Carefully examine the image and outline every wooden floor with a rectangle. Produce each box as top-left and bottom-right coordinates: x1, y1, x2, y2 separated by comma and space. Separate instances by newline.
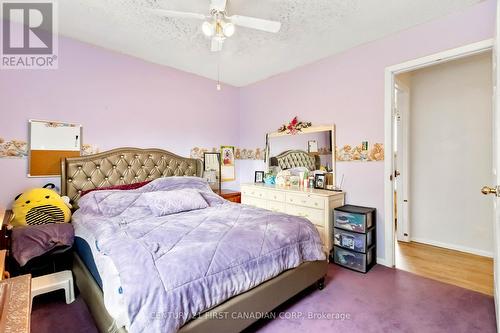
395, 241, 494, 296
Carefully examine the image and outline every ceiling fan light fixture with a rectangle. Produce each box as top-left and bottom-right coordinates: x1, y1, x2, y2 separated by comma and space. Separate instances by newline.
222, 22, 235, 37
202, 21, 215, 37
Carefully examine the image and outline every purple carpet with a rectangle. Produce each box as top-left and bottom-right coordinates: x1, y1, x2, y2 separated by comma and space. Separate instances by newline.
247, 264, 496, 333
31, 291, 98, 333
30, 264, 496, 333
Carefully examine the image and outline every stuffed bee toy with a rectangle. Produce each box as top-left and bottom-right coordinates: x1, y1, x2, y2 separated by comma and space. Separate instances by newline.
11, 184, 72, 227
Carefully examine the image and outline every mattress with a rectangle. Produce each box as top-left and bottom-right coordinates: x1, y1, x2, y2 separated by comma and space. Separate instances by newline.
73, 222, 130, 329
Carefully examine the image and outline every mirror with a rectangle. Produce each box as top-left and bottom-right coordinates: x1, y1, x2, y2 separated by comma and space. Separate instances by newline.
29, 119, 82, 177
266, 125, 336, 188
203, 152, 221, 191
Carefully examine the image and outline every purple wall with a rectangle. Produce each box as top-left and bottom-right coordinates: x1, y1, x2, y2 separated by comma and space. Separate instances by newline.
0, 35, 240, 206
0, 1, 496, 261
237, 0, 496, 261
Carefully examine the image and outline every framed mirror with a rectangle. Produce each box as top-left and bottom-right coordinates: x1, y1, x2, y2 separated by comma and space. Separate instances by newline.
28, 119, 82, 177
266, 125, 336, 188
203, 152, 221, 191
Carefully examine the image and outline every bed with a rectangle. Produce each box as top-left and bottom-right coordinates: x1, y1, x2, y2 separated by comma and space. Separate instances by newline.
62, 147, 328, 333
270, 149, 320, 171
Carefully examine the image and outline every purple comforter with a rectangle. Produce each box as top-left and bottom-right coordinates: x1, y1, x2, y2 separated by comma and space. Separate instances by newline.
72, 177, 325, 333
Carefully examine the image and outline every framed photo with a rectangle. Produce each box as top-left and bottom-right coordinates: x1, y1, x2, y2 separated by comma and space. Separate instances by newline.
220, 146, 235, 181
254, 171, 265, 183
314, 173, 326, 189
308, 140, 318, 153
203, 152, 221, 190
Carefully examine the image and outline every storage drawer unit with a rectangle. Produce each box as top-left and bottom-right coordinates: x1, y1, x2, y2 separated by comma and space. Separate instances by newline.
334, 227, 374, 253
334, 205, 375, 233
333, 245, 375, 273
333, 205, 376, 273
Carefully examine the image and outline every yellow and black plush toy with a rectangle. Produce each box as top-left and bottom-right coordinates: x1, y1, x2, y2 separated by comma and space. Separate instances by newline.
11, 184, 72, 227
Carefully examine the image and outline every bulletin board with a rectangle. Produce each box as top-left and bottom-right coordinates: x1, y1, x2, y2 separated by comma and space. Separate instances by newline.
28, 119, 82, 177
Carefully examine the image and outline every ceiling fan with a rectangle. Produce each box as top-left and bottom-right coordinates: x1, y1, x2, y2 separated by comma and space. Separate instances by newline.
153, 0, 282, 52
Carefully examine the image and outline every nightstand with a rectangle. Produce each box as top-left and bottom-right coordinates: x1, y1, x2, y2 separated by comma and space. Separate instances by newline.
214, 189, 241, 203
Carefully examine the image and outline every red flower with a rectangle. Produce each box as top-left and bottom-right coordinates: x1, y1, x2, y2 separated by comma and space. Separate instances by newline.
290, 117, 298, 126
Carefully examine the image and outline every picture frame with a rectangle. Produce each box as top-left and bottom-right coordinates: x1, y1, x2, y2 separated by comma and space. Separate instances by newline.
308, 140, 318, 153
254, 171, 265, 183
203, 152, 221, 191
314, 173, 326, 189
220, 146, 235, 181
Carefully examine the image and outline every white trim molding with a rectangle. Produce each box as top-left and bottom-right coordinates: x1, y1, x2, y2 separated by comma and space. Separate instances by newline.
376, 257, 389, 267
410, 238, 494, 258
383, 39, 494, 268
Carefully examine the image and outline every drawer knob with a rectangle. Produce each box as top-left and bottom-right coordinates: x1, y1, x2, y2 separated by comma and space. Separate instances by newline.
314, 203, 318, 206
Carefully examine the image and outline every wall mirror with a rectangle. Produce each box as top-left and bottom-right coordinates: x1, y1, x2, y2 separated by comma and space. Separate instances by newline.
29, 119, 82, 177
203, 152, 221, 191
267, 125, 336, 188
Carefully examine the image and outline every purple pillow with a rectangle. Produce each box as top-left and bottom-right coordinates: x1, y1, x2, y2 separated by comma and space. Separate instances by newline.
12, 223, 74, 266
143, 189, 209, 217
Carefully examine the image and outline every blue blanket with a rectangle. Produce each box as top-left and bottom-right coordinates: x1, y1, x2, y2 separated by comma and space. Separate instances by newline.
72, 177, 325, 333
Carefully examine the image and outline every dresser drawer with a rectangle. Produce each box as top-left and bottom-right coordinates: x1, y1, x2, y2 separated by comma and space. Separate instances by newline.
266, 190, 286, 202
286, 193, 324, 209
241, 196, 267, 209
268, 201, 286, 213
285, 204, 324, 226
241, 186, 267, 199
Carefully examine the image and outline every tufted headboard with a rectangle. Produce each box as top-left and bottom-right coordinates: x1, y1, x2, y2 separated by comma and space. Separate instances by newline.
61, 147, 203, 204
270, 150, 319, 171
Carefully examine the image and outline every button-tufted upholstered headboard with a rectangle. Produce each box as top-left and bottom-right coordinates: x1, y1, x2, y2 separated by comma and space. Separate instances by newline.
61, 147, 203, 205
270, 150, 320, 171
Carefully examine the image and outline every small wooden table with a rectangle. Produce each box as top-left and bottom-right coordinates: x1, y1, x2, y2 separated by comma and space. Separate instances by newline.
213, 189, 241, 203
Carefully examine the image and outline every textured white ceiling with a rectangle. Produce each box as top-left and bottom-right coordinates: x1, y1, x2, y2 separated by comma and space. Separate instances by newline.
59, 0, 482, 86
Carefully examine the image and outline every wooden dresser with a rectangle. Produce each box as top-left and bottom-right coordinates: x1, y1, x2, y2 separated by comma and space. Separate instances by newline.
241, 184, 345, 253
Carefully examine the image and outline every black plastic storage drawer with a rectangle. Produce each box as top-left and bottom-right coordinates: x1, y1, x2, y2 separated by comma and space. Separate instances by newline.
334, 227, 374, 253
333, 245, 375, 273
334, 205, 376, 233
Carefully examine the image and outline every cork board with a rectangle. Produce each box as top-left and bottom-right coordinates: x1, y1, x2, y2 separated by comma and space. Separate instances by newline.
28, 120, 82, 177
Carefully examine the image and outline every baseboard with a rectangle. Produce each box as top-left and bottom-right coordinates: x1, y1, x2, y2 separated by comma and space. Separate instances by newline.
376, 257, 391, 267
410, 237, 493, 258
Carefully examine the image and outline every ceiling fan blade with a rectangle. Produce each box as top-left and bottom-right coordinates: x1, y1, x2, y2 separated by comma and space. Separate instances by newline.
211, 37, 224, 52
210, 0, 227, 12
229, 15, 281, 33
152, 9, 206, 20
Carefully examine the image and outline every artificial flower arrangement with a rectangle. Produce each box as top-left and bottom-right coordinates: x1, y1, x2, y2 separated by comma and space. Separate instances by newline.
277, 116, 312, 135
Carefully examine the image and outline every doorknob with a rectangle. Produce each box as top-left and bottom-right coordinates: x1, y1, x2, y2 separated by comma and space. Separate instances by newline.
481, 186, 499, 196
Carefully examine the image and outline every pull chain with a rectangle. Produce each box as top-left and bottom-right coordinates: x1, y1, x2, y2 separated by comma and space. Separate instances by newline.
216, 54, 221, 91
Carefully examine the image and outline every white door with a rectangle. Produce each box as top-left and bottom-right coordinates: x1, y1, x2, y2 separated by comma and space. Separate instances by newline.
489, 1, 500, 325
394, 82, 410, 242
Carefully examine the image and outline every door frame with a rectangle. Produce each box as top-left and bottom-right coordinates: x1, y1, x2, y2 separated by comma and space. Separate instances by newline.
394, 80, 411, 243
383, 38, 494, 267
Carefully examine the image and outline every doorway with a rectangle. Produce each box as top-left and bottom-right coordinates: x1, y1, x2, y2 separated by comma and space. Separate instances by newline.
386, 43, 495, 295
